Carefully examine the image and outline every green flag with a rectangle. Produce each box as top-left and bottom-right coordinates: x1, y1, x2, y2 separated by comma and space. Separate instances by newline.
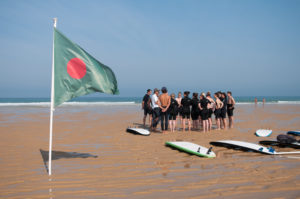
53, 28, 119, 107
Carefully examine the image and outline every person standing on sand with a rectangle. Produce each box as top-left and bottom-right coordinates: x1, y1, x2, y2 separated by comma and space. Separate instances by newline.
181, 91, 192, 131
227, 91, 236, 128
199, 93, 209, 132
142, 89, 152, 128
220, 92, 227, 129
176, 92, 183, 129
214, 92, 223, 130
168, 93, 179, 132
159, 87, 171, 134
151, 88, 161, 132
191, 92, 200, 130
206, 92, 215, 131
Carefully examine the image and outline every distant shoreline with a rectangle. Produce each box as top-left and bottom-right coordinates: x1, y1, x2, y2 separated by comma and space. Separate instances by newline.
0, 98, 300, 107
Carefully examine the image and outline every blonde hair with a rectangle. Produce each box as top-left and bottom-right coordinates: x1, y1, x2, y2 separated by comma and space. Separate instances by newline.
171, 93, 175, 99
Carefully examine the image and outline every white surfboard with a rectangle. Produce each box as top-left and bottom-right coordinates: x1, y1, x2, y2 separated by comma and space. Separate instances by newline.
126, 128, 150, 136
165, 141, 216, 158
255, 129, 272, 137
210, 140, 300, 155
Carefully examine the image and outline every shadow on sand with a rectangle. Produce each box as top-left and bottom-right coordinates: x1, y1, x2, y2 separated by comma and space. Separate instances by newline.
132, 123, 145, 128
40, 149, 98, 173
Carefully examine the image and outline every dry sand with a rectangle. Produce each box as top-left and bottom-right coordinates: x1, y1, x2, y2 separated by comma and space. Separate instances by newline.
0, 104, 300, 198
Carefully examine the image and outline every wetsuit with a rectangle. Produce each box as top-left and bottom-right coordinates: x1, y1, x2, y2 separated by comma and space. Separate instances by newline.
176, 98, 183, 116
181, 96, 191, 119
142, 94, 152, 116
168, 98, 179, 120
220, 96, 227, 119
214, 99, 222, 119
200, 98, 209, 120
227, 104, 234, 117
207, 99, 214, 118
191, 98, 200, 121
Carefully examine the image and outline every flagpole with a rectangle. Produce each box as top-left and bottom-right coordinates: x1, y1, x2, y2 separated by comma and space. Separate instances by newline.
48, 18, 57, 176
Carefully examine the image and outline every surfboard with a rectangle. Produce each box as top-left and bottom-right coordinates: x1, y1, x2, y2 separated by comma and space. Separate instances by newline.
165, 141, 216, 158
255, 129, 272, 137
210, 140, 300, 155
259, 140, 300, 149
126, 128, 150, 136
287, 131, 300, 136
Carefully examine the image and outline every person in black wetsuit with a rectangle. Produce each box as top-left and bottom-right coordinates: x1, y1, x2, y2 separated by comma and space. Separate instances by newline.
168, 93, 179, 132
199, 92, 210, 132
191, 92, 200, 130
176, 92, 183, 129
142, 89, 152, 127
206, 92, 215, 131
227, 91, 236, 128
181, 91, 191, 131
220, 92, 227, 129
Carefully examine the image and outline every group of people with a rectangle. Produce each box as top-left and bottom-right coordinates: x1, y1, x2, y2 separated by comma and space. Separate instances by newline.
142, 87, 235, 134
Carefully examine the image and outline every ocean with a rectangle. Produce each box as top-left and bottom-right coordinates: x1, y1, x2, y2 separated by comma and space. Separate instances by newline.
0, 96, 300, 107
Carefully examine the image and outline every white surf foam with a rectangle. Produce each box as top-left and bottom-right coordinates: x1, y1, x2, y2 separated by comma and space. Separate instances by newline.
236, 101, 300, 105
278, 101, 300, 104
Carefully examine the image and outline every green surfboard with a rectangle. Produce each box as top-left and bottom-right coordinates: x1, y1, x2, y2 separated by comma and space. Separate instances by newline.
166, 141, 216, 158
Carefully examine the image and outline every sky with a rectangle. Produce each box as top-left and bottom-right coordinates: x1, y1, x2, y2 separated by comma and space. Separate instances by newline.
0, 0, 300, 98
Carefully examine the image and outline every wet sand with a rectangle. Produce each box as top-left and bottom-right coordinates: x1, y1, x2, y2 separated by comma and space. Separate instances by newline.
0, 104, 300, 198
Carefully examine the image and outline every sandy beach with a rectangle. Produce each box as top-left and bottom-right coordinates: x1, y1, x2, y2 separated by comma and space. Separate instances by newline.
0, 104, 300, 199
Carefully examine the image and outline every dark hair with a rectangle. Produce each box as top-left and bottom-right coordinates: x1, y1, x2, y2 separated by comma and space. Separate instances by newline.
227, 91, 232, 95
161, 87, 167, 93
206, 91, 211, 97
184, 91, 190, 96
192, 92, 198, 98
147, 89, 151, 92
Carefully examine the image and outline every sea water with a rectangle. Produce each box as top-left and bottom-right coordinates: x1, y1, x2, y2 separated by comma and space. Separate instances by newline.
0, 96, 300, 107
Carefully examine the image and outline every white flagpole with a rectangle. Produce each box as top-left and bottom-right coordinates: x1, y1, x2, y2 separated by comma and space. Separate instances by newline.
48, 18, 57, 176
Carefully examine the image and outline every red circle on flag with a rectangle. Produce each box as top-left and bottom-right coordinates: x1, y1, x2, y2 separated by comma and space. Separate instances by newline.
67, 58, 87, 79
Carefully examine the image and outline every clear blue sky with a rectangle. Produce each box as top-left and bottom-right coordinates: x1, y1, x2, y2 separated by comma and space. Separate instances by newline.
0, 0, 299, 97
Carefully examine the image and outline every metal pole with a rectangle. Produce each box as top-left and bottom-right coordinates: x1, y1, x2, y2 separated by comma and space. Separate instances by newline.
48, 18, 57, 176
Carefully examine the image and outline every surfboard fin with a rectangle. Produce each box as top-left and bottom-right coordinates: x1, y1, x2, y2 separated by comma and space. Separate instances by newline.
197, 147, 201, 153
207, 147, 213, 154
267, 147, 275, 153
